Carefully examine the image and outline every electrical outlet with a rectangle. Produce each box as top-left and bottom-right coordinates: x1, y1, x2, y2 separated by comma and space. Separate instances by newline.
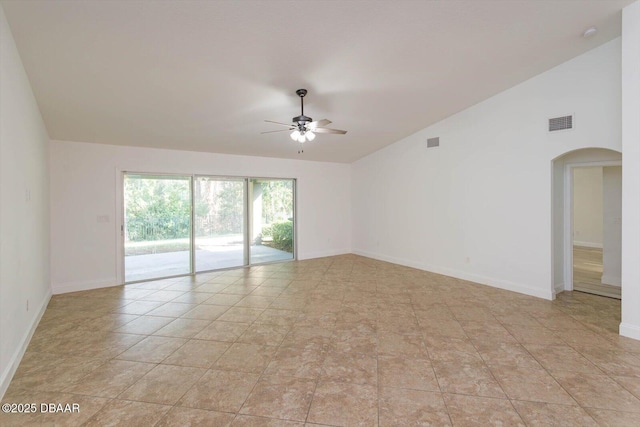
465, 257, 470, 264
26, 299, 29, 312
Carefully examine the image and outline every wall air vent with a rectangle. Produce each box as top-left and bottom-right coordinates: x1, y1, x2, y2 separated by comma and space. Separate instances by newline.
427, 137, 440, 148
548, 115, 574, 132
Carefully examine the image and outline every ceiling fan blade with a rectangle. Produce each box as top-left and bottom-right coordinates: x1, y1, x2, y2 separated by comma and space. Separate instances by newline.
260, 129, 291, 134
264, 120, 295, 128
307, 119, 331, 129
312, 127, 347, 135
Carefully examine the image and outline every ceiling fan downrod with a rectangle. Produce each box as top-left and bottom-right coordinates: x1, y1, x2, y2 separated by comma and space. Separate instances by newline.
293, 88, 312, 128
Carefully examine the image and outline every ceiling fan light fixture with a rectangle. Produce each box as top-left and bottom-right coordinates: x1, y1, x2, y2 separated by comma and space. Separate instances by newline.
297, 133, 306, 143
306, 131, 316, 141
290, 130, 300, 141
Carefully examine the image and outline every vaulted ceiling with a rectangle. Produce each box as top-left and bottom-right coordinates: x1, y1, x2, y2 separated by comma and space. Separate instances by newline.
2, 0, 633, 162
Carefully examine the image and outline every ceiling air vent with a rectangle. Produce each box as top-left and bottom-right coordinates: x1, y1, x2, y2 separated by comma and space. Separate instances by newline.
427, 137, 440, 148
548, 115, 573, 132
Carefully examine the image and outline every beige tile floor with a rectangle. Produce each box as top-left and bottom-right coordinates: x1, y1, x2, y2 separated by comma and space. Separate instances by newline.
2, 254, 640, 426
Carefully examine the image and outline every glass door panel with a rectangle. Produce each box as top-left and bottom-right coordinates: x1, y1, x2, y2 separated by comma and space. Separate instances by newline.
194, 177, 246, 271
250, 179, 295, 264
124, 174, 192, 282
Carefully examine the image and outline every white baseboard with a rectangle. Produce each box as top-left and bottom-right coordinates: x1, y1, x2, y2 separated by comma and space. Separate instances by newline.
601, 274, 621, 287
573, 241, 603, 249
0, 289, 51, 399
298, 248, 351, 261
553, 282, 565, 298
52, 278, 118, 295
620, 323, 640, 341
352, 249, 554, 300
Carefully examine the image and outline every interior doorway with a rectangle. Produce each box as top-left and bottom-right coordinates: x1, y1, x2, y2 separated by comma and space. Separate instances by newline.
571, 166, 622, 299
552, 148, 622, 299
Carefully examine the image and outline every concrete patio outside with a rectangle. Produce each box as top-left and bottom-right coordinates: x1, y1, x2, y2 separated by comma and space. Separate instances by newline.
124, 236, 292, 282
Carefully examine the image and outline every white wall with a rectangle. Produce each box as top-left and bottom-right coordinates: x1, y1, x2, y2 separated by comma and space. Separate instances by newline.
49, 141, 351, 293
621, 1, 640, 340
0, 6, 51, 398
602, 166, 622, 286
572, 167, 603, 248
352, 38, 622, 300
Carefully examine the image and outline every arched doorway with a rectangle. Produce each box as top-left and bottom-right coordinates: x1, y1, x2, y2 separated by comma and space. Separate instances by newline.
551, 148, 622, 298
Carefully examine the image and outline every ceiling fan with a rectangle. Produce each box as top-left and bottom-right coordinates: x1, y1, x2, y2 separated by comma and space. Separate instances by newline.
262, 89, 347, 144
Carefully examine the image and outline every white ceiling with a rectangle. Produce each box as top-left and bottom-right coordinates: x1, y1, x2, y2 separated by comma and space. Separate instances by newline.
2, 0, 633, 163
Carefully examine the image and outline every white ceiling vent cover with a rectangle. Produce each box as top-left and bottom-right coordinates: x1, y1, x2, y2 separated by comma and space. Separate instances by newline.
548, 115, 574, 132
427, 137, 440, 148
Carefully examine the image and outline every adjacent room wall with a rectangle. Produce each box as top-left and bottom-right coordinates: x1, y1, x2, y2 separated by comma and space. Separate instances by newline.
0, 6, 51, 397
49, 141, 351, 294
572, 167, 603, 248
621, 0, 640, 340
602, 166, 622, 287
352, 38, 622, 300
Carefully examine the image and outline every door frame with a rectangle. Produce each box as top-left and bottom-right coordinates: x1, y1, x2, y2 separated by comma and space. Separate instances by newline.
563, 160, 622, 292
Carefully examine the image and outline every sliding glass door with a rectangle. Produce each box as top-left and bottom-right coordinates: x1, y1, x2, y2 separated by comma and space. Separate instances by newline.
194, 177, 246, 271
250, 179, 295, 264
124, 174, 192, 282
123, 174, 295, 283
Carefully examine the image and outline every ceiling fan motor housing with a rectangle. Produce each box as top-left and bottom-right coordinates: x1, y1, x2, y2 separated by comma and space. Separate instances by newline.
292, 114, 313, 126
